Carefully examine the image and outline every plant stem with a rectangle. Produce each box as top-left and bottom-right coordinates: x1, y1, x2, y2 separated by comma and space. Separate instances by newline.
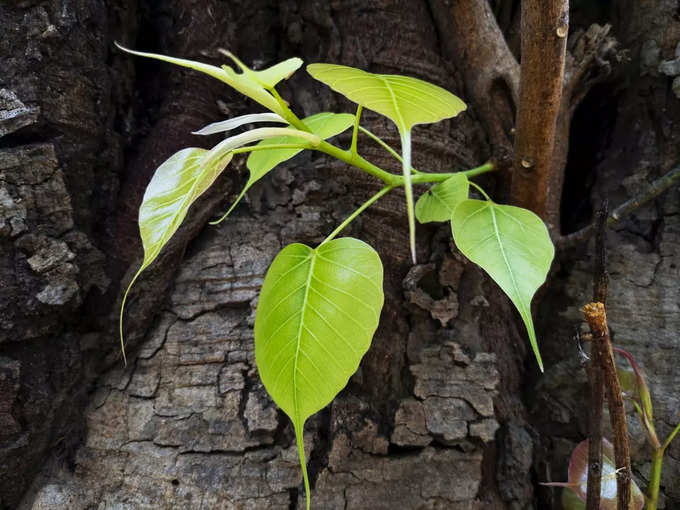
644, 420, 680, 510
468, 180, 492, 201
646, 448, 663, 510
318, 136, 495, 187
317, 140, 401, 186
320, 186, 394, 245
663, 421, 680, 450
351, 105, 362, 154
358, 126, 414, 170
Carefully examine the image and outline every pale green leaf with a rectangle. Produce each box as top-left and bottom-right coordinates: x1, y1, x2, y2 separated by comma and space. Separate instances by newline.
247, 112, 354, 176
115, 43, 298, 120
306, 64, 467, 132
119, 148, 232, 362
255, 238, 384, 509
211, 113, 353, 224
192, 113, 286, 136
222, 50, 303, 88
307, 63, 467, 263
415, 173, 469, 223
450, 200, 554, 371
202, 126, 320, 175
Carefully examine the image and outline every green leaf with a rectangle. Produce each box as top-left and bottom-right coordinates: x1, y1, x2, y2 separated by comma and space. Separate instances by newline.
248, 112, 354, 177
202, 126, 320, 176
307, 63, 467, 263
211, 113, 353, 224
255, 238, 384, 510
119, 148, 232, 362
222, 50, 302, 88
415, 173, 469, 223
306, 64, 467, 132
114, 43, 300, 121
450, 200, 554, 371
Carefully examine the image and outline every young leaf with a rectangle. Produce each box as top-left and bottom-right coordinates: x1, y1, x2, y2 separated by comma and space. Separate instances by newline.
564, 439, 645, 510
201, 127, 320, 175
220, 50, 302, 88
211, 113, 353, 224
114, 43, 299, 121
450, 200, 554, 371
307, 63, 467, 263
247, 112, 354, 176
254, 238, 384, 510
415, 173, 469, 223
119, 148, 232, 362
192, 112, 286, 136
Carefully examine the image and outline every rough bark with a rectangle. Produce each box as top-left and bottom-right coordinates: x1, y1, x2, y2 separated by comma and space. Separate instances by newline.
1, 1, 679, 510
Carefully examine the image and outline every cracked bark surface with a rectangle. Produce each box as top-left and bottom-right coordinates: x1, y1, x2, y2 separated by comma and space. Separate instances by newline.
1, 1, 679, 509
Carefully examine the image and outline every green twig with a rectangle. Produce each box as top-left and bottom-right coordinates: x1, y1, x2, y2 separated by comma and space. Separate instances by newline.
646, 448, 663, 510
358, 126, 411, 168
351, 105, 363, 154
663, 421, 680, 450
316, 140, 401, 186
320, 186, 394, 245
468, 180, 492, 201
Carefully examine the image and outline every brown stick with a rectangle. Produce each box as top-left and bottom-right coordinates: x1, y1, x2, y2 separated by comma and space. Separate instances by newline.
511, 0, 569, 225
583, 302, 632, 510
585, 201, 608, 510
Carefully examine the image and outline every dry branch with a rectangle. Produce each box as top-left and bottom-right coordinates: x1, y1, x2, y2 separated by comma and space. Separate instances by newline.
559, 164, 680, 248
583, 302, 632, 510
585, 202, 608, 510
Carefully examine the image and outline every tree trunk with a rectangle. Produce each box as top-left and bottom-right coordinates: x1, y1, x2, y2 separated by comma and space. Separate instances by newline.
1, 1, 678, 509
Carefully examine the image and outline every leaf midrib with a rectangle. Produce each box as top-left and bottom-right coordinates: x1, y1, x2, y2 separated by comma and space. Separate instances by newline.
380, 76, 408, 133
489, 204, 528, 319
293, 252, 316, 424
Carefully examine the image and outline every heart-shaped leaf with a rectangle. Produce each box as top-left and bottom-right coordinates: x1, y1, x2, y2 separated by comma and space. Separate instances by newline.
255, 238, 384, 510
415, 173, 469, 223
306, 64, 467, 133
119, 147, 232, 361
450, 199, 554, 371
211, 112, 354, 224
307, 63, 467, 263
115, 44, 300, 122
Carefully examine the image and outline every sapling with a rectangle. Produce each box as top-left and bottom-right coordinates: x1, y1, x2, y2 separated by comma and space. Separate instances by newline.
115, 43, 555, 509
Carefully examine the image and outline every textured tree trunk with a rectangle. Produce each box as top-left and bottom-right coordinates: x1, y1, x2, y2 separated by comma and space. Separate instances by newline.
1, 1, 679, 509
